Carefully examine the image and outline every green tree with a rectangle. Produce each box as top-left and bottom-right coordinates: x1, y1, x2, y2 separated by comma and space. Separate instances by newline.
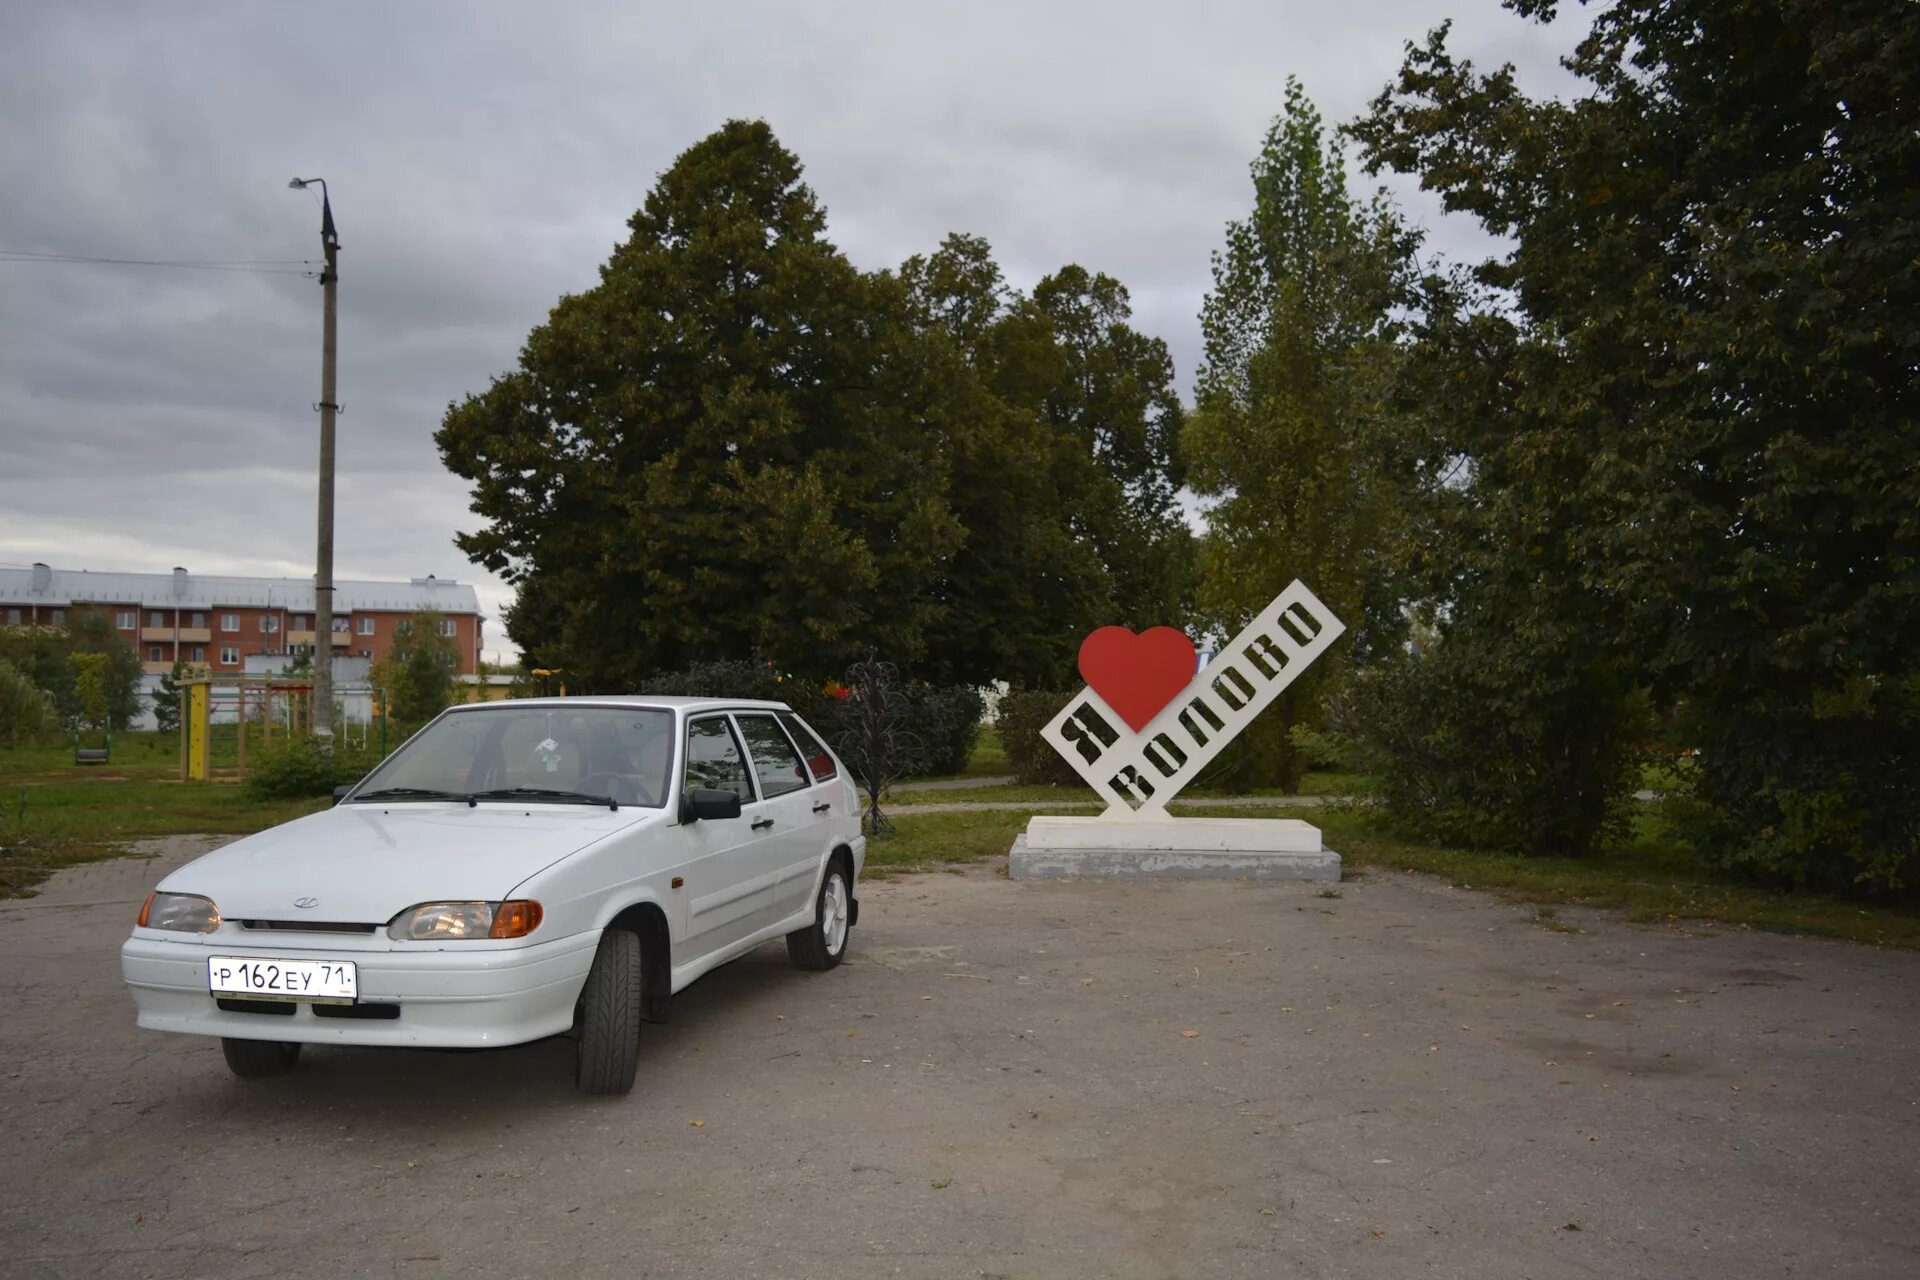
897, 235, 1195, 686
0, 658, 57, 746
374, 612, 461, 725
1353, 2, 1920, 883
71, 652, 110, 731
438, 120, 962, 690
1186, 79, 1426, 792
61, 610, 143, 730
151, 659, 192, 734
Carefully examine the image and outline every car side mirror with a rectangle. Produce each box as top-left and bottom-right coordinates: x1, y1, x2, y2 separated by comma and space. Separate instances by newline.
331, 785, 353, 807
680, 787, 743, 822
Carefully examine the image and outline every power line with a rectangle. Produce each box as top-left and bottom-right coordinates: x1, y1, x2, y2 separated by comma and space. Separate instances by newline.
0, 249, 316, 277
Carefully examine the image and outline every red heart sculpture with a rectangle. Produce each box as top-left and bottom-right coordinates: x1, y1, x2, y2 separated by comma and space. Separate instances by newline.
1078, 626, 1198, 732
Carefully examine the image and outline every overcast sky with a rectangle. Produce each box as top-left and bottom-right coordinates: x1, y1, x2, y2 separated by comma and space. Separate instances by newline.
0, 1, 1584, 661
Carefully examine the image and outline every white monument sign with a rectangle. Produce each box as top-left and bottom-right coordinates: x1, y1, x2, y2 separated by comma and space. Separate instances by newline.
1010, 580, 1346, 880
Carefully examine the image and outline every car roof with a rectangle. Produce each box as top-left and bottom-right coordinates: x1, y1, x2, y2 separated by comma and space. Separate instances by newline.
442, 695, 794, 714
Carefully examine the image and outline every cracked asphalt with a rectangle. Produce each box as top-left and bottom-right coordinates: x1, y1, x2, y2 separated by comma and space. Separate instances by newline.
1, 835, 1916, 1279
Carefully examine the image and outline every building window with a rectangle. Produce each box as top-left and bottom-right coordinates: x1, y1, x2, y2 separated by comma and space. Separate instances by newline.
51, 609, 65, 625
292, 614, 310, 630
148, 645, 162, 662
190, 612, 206, 628
191, 646, 206, 662
260, 615, 280, 634
148, 610, 164, 627
116, 611, 136, 629
439, 619, 457, 637
220, 614, 238, 632
395, 619, 413, 637
332, 616, 351, 633
358, 616, 375, 635
4, 608, 19, 626
219, 647, 239, 666
358, 648, 372, 659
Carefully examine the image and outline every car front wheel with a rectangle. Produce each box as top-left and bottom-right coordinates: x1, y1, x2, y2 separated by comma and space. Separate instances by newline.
788, 863, 852, 971
575, 929, 642, 1095
220, 1037, 301, 1078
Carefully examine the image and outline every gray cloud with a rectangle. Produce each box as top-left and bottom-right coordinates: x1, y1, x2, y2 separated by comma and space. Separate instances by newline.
0, 0, 1585, 658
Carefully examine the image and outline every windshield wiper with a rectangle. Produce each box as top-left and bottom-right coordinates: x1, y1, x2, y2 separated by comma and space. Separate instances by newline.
350, 787, 474, 804
466, 787, 619, 811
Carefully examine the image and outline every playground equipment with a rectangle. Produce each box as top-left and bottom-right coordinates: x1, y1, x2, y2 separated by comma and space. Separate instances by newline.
178, 672, 377, 781
74, 725, 111, 766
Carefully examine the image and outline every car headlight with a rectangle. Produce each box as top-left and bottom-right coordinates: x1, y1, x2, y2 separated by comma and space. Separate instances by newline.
137, 891, 221, 933
387, 900, 543, 941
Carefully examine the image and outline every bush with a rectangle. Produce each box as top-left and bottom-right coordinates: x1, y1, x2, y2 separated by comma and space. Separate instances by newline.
1665, 681, 1920, 896
636, 659, 842, 733
896, 682, 985, 777
245, 735, 387, 800
997, 689, 1084, 786
1347, 641, 1648, 858
638, 659, 982, 778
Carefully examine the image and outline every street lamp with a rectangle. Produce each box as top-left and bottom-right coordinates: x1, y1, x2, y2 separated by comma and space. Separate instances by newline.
289, 176, 339, 741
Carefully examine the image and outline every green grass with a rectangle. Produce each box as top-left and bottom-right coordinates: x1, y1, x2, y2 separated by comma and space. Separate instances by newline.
866, 802, 1920, 949
0, 772, 328, 898
865, 810, 1033, 877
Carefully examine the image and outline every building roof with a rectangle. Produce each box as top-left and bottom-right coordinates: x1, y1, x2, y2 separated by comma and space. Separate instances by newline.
0, 563, 483, 616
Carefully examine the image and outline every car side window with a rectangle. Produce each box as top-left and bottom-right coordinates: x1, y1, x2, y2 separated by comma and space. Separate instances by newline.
734, 713, 809, 799
685, 717, 753, 802
778, 712, 838, 783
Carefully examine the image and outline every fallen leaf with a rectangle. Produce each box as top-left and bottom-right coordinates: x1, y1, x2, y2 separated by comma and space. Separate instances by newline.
689, 1120, 705, 1129
1181, 1030, 1200, 1038
1081, 978, 1094, 987
932, 1178, 951, 1189
1259, 1208, 1275, 1216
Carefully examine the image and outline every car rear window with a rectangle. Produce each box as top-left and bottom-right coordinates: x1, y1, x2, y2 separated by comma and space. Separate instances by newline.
778, 712, 838, 782
734, 714, 810, 798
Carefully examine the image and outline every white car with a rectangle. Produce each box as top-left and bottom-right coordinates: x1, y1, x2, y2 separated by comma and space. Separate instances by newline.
121, 697, 865, 1094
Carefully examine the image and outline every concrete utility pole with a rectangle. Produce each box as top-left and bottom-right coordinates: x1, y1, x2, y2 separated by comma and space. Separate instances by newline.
290, 177, 339, 741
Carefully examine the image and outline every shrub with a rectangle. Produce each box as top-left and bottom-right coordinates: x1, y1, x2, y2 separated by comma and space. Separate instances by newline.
1665, 680, 1920, 896
638, 659, 982, 778
1347, 640, 1648, 858
245, 735, 386, 800
636, 659, 842, 732
996, 689, 1083, 786
896, 682, 985, 777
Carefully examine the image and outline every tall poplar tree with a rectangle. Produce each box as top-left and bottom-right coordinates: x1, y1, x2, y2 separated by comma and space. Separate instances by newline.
1187, 79, 1425, 791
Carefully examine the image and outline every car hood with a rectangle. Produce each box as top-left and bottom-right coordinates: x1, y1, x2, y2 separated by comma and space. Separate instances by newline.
159, 802, 664, 924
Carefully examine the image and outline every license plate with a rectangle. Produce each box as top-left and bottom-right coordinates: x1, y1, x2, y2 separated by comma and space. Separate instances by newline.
208, 956, 357, 1004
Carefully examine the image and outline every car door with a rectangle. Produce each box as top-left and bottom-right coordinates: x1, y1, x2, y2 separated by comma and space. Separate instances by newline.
731, 711, 824, 926
677, 714, 776, 962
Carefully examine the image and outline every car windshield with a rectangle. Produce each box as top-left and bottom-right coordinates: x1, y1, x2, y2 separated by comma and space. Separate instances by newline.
350, 705, 674, 809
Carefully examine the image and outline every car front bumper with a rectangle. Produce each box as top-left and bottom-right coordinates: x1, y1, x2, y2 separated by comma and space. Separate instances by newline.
121, 930, 600, 1049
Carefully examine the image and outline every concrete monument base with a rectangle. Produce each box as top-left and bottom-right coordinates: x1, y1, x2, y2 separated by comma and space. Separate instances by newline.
1008, 815, 1341, 882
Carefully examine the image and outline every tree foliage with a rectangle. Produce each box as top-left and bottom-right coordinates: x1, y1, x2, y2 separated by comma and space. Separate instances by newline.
439, 122, 1190, 693
1353, 1, 1920, 885
373, 611, 461, 726
1186, 79, 1429, 792
0, 658, 57, 746
0, 612, 142, 730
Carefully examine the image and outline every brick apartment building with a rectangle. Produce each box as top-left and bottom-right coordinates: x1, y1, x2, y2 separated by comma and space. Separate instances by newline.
0, 562, 485, 676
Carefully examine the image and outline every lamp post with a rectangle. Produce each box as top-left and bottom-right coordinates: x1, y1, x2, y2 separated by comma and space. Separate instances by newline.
289, 177, 338, 741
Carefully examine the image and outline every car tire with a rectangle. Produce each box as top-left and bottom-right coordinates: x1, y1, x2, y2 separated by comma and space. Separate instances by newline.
220, 1037, 302, 1078
787, 862, 852, 971
575, 929, 642, 1095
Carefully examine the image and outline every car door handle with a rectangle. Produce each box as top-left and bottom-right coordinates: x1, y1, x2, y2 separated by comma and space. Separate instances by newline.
751, 818, 774, 831
812, 803, 831, 814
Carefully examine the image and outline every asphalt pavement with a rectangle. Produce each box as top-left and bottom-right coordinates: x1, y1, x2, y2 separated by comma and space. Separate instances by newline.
1, 836, 1915, 1279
